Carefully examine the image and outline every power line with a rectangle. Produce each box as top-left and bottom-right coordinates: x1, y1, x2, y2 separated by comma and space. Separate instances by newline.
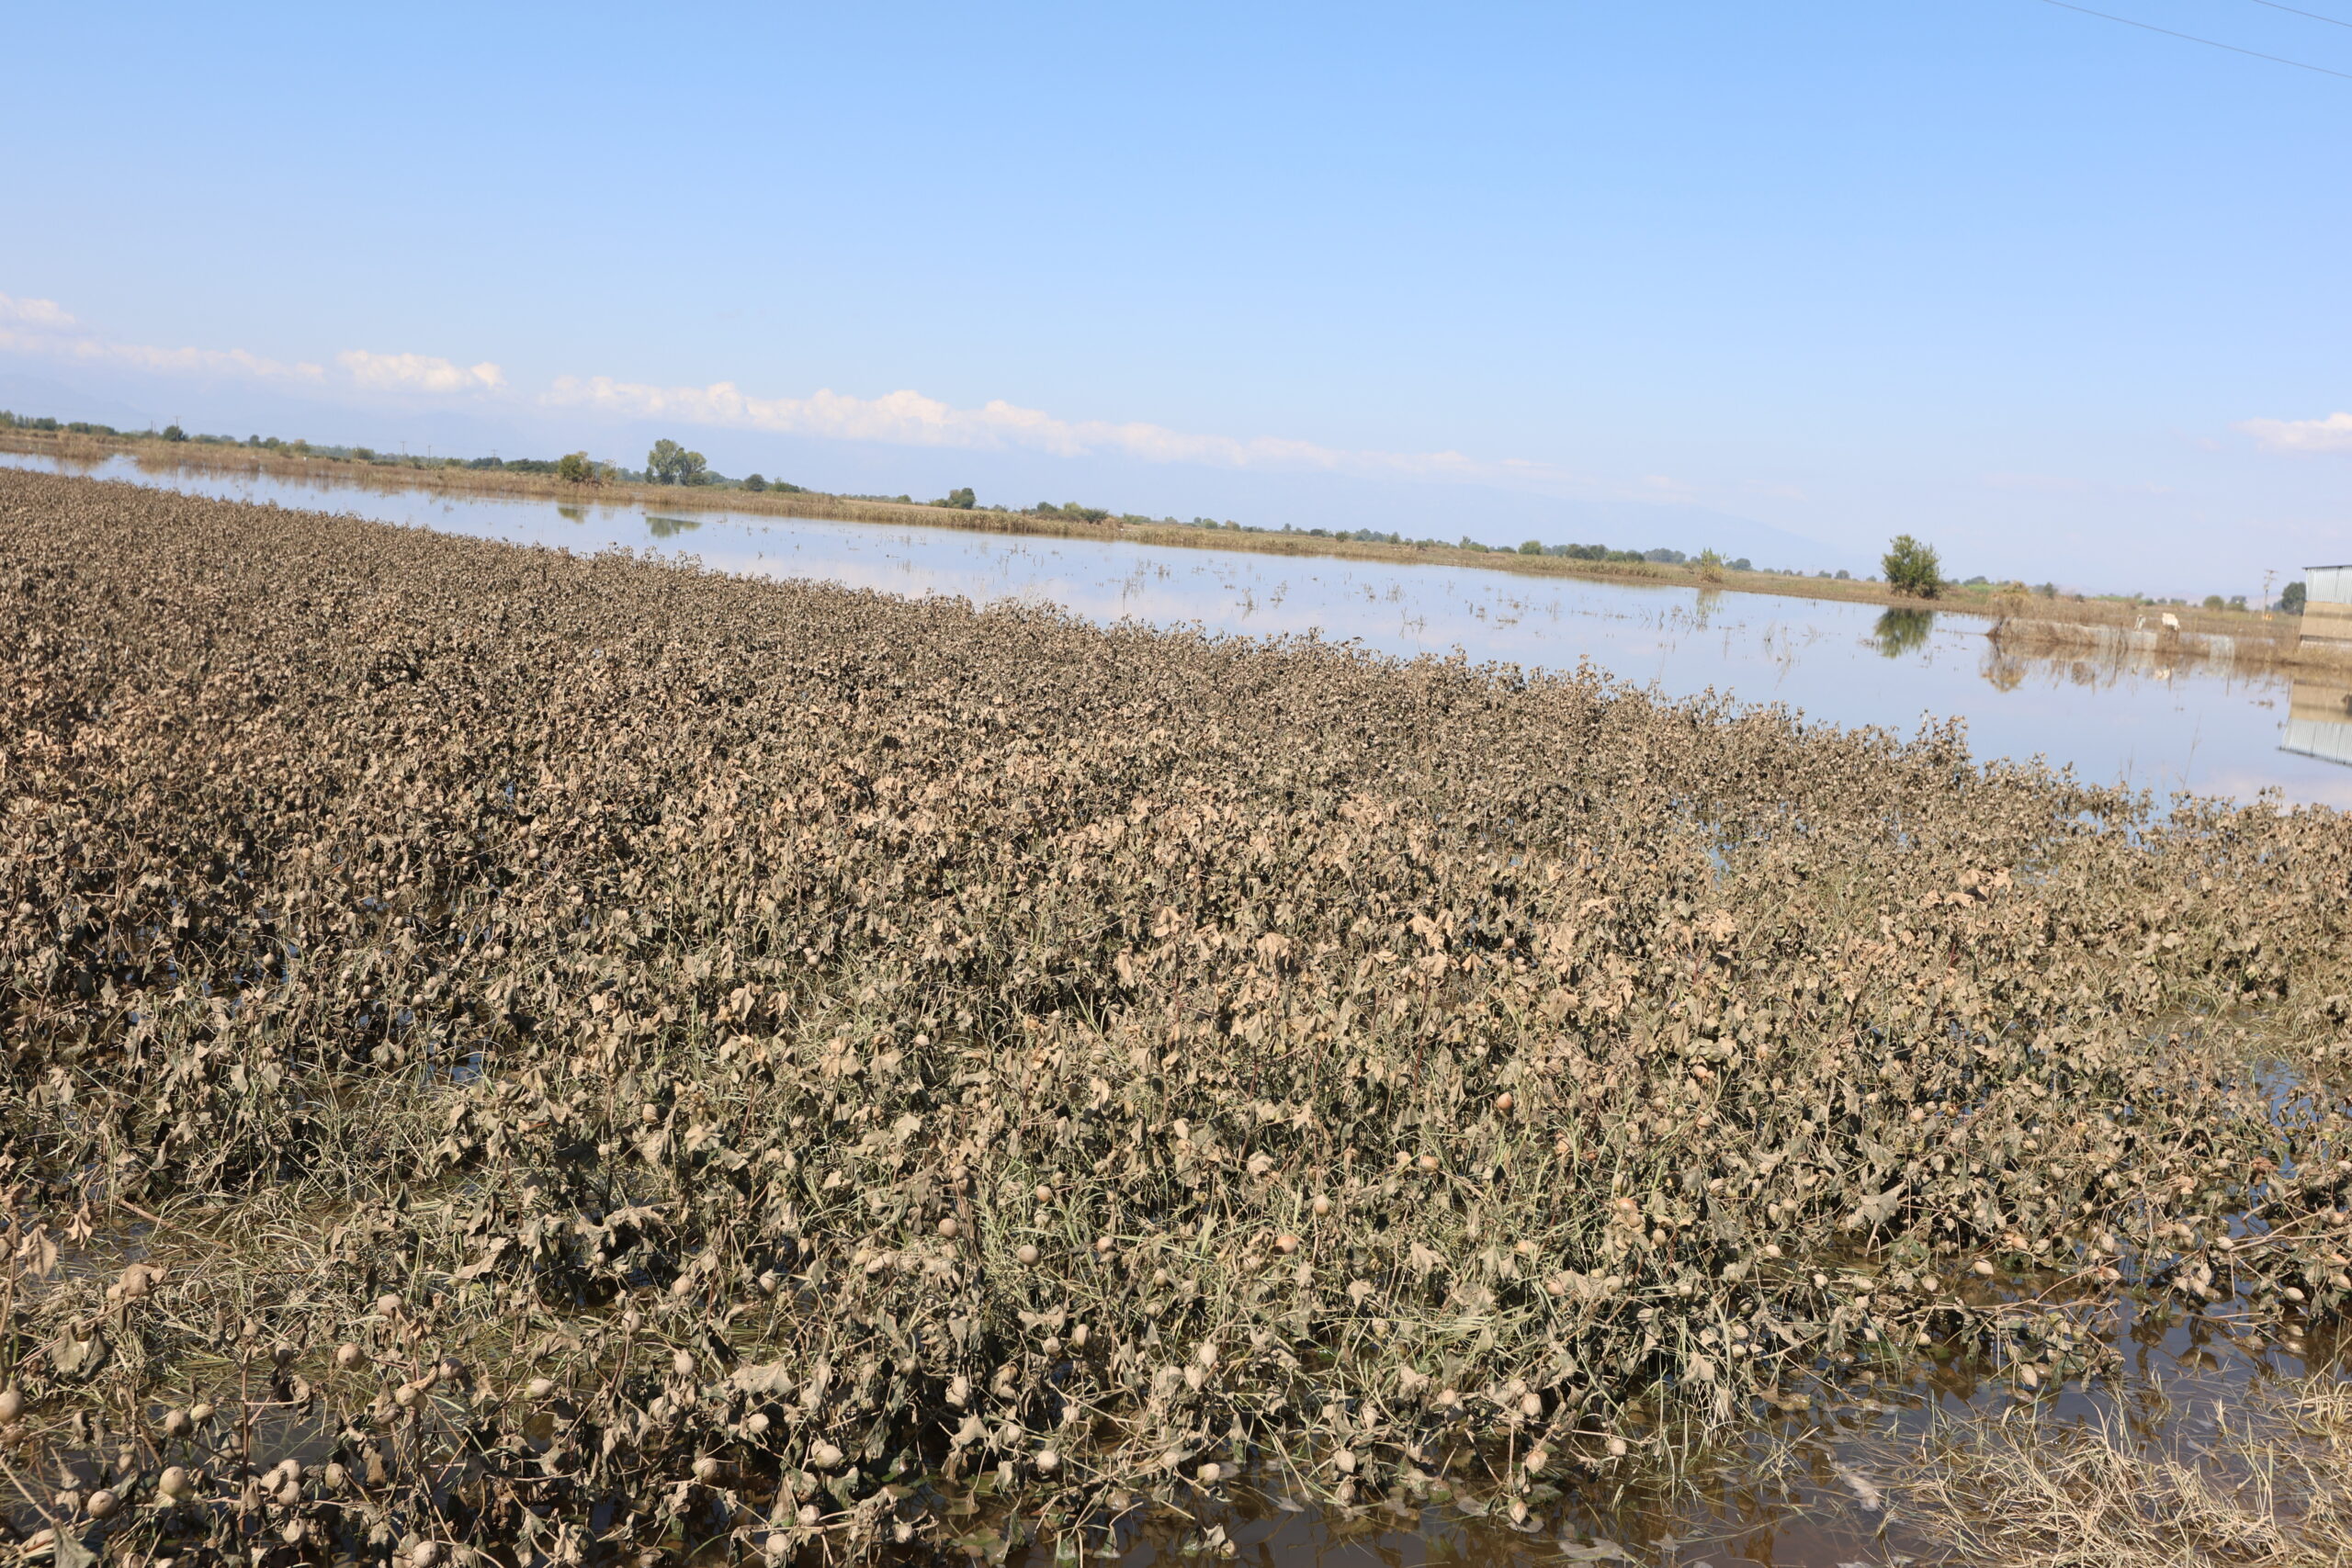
2037, 0, 2352, 76
2241, 0, 2352, 31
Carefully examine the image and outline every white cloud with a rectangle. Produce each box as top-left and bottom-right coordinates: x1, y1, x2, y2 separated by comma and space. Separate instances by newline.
0, 293, 77, 331
337, 349, 504, 395
0, 288, 322, 381
0, 292, 503, 396
2, 286, 1713, 507
0, 291, 496, 400
2235, 412, 2352, 455
541, 373, 1611, 495
0, 324, 322, 381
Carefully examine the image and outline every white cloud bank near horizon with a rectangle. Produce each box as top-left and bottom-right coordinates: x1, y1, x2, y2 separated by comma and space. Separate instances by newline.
338, 349, 505, 395
0, 288, 1672, 506
0, 292, 506, 402
1, 290, 324, 384
538, 373, 1602, 496
3, 287, 2345, 581
2236, 412, 2352, 455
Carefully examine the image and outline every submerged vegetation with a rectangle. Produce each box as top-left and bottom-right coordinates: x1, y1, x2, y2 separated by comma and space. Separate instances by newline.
5, 468, 2352, 1564
1881, 1372, 2352, 1565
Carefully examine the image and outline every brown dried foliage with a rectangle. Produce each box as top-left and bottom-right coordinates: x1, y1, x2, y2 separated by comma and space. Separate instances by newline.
4, 469, 2352, 1562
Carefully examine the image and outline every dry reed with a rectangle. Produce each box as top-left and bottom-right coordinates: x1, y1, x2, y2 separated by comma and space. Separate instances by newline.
1882, 1377, 2352, 1565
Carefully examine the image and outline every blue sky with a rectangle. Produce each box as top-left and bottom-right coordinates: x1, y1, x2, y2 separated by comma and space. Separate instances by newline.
3, 1, 2346, 592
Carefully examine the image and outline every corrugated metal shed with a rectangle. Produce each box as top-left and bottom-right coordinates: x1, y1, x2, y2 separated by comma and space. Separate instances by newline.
2282, 678, 2352, 768
2303, 564, 2352, 649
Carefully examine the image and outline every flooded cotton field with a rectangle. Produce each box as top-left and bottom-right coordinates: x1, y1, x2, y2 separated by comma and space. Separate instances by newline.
6, 468, 2352, 1568
6, 449, 2347, 813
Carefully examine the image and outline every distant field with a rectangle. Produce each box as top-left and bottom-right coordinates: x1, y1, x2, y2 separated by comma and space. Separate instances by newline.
6, 468, 2352, 1564
12, 423, 2304, 647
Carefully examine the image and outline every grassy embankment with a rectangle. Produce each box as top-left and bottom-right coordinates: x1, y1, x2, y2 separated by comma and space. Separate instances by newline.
6, 468, 2352, 1564
7, 424, 2329, 672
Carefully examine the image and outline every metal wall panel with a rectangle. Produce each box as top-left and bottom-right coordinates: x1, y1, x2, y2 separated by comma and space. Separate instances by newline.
2283, 679, 2352, 767
2302, 565, 2352, 648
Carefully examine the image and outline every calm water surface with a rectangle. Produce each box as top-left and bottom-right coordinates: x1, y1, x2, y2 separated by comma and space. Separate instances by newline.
14, 452, 2352, 1561
12, 451, 2348, 810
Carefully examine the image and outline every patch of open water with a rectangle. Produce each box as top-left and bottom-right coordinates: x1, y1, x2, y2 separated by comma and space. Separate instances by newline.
7, 451, 2348, 810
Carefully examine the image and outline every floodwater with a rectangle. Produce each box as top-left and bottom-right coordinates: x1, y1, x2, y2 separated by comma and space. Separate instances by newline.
1085, 1291, 2339, 1568
11, 452, 2352, 1561
7, 450, 2348, 810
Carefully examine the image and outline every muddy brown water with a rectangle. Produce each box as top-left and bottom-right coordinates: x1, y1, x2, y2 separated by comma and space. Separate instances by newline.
1048, 1291, 2336, 1567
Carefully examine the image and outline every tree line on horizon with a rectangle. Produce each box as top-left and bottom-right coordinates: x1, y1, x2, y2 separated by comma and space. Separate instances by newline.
0, 410, 2310, 610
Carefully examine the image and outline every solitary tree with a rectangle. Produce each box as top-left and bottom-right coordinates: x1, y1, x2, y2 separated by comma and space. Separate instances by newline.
936, 487, 977, 510
1883, 535, 1942, 598
162, 423, 187, 443
2282, 581, 2307, 615
646, 439, 708, 485
556, 451, 594, 484
743, 473, 768, 492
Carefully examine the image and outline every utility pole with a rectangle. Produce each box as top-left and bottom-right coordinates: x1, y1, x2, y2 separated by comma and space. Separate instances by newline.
2262, 568, 2277, 621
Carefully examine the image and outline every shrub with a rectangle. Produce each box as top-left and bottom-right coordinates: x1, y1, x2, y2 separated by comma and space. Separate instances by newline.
1883, 535, 1942, 598
556, 452, 594, 485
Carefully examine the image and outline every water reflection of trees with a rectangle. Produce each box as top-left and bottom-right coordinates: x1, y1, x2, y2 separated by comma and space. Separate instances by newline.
1870, 608, 1934, 659
645, 513, 703, 538
1982, 648, 2027, 693
1979, 645, 2117, 693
